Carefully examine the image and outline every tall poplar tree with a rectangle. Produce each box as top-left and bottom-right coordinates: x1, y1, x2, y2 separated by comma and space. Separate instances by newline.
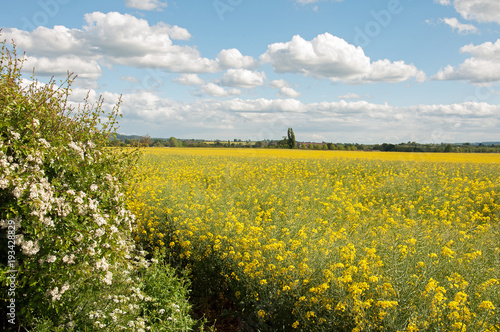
287, 128, 296, 149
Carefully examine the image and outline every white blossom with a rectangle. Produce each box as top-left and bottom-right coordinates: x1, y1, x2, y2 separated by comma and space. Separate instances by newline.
95, 228, 105, 237
62, 254, 75, 264
88, 198, 99, 212
22, 240, 40, 256
0, 177, 8, 189
68, 142, 84, 160
105, 174, 115, 182
13, 186, 23, 198
102, 271, 113, 285
38, 138, 50, 148
74, 233, 83, 242
61, 282, 70, 294
136, 319, 146, 328
54, 197, 71, 217
68, 141, 79, 151
29, 183, 39, 199
96, 257, 110, 271
48, 281, 70, 302
42, 217, 54, 227
47, 255, 57, 263
0, 219, 8, 229
93, 213, 106, 226
15, 234, 24, 245
94, 321, 106, 328
49, 287, 61, 301
11, 131, 21, 140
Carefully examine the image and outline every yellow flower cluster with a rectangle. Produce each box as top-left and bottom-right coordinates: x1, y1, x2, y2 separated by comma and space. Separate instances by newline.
128, 148, 500, 331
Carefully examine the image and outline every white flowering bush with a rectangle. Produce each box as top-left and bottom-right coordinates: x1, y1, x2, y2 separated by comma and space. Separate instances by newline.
0, 39, 197, 331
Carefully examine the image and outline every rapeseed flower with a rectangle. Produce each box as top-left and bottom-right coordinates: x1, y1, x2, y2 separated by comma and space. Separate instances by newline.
129, 148, 500, 331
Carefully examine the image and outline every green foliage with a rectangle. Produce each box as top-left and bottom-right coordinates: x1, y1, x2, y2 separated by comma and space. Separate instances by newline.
0, 39, 196, 331
140, 254, 198, 331
169, 137, 183, 147
287, 128, 296, 149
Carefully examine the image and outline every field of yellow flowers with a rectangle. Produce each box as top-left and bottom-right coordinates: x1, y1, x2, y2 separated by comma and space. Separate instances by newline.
128, 148, 500, 331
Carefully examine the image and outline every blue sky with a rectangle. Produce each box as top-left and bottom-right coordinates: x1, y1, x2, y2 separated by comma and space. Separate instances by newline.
2, 0, 500, 143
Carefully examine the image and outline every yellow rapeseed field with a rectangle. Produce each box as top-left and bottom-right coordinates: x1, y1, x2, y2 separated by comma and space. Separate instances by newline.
128, 148, 500, 331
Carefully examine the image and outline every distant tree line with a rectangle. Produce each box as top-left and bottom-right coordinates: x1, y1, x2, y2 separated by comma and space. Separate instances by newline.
109, 134, 500, 153
369, 142, 500, 153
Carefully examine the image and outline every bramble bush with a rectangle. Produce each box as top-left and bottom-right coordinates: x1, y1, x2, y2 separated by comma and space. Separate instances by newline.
0, 38, 197, 331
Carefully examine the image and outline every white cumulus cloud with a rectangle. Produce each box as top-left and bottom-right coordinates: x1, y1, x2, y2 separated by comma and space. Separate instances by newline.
82, 12, 211, 71
125, 0, 167, 11
173, 73, 205, 86
460, 39, 500, 60
435, 0, 500, 24
260, 33, 425, 84
3, 26, 85, 57
453, 0, 500, 24
278, 87, 301, 98
269, 79, 301, 98
338, 93, 363, 100
23, 55, 102, 80
217, 49, 259, 69
358, 59, 426, 84
1, 12, 220, 78
199, 83, 242, 97
261, 33, 370, 80
2, 11, 265, 81
270, 79, 290, 89
219, 69, 266, 89
434, 38, 500, 83
441, 17, 478, 34
164, 25, 191, 40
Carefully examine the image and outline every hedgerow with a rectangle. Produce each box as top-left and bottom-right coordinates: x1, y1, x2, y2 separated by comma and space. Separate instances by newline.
0, 38, 197, 331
